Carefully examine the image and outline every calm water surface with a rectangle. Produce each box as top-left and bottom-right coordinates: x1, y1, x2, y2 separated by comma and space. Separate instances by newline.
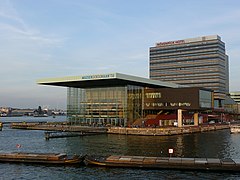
1, 116, 240, 179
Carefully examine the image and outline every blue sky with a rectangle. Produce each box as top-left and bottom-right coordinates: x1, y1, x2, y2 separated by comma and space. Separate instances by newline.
0, 0, 240, 109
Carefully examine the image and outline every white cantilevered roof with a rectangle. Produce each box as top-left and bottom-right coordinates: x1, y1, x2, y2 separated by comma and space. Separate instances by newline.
37, 72, 183, 89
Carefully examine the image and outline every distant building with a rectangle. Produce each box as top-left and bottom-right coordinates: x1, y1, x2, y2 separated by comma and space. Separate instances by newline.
229, 92, 240, 116
0, 107, 11, 116
230, 92, 240, 104
149, 35, 229, 108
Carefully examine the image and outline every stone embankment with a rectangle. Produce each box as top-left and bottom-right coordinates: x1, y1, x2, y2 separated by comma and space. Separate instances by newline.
11, 122, 230, 136
11, 122, 107, 133
108, 124, 230, 136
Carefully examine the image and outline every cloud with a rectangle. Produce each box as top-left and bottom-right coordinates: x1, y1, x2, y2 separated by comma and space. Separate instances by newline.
0, 0, 68, 81
0, 0, 65, 48
201, 9, 240, 27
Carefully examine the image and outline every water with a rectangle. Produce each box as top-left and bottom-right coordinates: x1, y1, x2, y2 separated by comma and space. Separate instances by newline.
1, 116, 240, 179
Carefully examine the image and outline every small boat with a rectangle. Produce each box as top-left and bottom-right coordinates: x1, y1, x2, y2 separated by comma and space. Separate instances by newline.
0, 152, 83, 165
0, 122, 2, 131
33, 114, 48, 117
230, 125, 240, 133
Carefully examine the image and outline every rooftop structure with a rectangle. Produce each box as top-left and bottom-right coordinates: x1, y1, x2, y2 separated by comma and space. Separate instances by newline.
37, 73, 181, 88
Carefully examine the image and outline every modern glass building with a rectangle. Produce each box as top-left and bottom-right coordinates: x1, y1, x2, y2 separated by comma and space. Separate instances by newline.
67, 86, 142, 126
37, 73, 181, 126
38, 72, 218, 126
149, 35, 229, 108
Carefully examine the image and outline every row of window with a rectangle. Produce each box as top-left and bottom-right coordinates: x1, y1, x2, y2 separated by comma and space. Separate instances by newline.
150, 66, 227, 74
150, 73, 227, 80
150, 53, 227, 62
150, 56, 227, 66
154, 75, 226, 82
150, 48, 226, 59
150, 61, 226, 70
151, 40, 224, 50
150, 43, 225, 55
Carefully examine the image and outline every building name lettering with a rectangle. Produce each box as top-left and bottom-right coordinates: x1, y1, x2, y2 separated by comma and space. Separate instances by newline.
145, 92, 161, 99
170, 102, 191, 107
156, 40, 185, 47
82, 74, 115, 80
145, 102, 191, 108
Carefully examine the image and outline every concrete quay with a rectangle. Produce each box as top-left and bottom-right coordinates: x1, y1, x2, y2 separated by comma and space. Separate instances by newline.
108, 124, 230, 136
11, 122, 107, 133
10, 122, 230, 136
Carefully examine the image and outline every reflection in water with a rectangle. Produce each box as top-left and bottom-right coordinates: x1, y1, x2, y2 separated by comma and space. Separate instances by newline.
64, 129, 239, 159
175, 135, 183, 157
1, 116, 240, 179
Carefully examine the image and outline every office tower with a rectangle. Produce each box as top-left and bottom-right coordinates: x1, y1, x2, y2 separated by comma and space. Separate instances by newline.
150, 35, 229, 107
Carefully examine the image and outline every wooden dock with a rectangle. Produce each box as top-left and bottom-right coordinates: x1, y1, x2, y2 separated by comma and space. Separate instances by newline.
2, 152, 240, 172
84, 155, 240, 172
0, 152, 83, 165
44, 131, 101, 140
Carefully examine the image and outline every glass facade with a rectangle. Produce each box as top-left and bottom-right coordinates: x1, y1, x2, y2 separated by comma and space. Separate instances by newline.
199, 90, 212, 108
67, 85, 215, 127
67, 85, 143, 126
